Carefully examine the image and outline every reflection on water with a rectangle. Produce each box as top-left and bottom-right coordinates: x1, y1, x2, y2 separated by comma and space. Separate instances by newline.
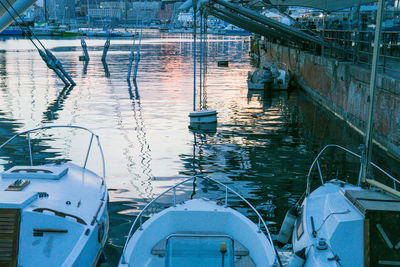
0, 32, 399, 265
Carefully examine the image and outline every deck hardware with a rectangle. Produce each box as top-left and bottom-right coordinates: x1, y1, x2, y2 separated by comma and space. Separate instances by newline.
328, 255, 340, 262
66, 201, 71, 205
316, 238, 328, 250
33, 208, 87, 225
38, 192, 49, 198
91, 201, 104, 226
33, 228, 68, 236
310, 216, 317, 237
6, 179, 30, 191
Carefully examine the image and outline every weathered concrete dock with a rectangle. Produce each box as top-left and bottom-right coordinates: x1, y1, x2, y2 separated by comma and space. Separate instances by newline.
254, 38, 400, 159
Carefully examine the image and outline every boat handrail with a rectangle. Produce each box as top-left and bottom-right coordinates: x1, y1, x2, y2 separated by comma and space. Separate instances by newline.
121, 175, 277, 263
306, 144, 400, 195
0, 125, 106, 181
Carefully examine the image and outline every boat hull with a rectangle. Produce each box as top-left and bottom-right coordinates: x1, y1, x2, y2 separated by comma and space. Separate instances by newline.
0, 163, 109, 267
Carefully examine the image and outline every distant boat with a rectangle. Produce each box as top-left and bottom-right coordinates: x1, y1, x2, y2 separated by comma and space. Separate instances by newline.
0, 26, 22, 35
247, 62, 290, 90
0, 125, 109, 267
118, 176, 282, 266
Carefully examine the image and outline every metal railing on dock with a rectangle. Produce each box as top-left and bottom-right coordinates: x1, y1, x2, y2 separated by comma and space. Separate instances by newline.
299, 28, 400, 75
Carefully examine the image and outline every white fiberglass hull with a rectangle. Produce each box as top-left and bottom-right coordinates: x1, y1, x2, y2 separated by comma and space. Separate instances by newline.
0, 163, 108, 267
292, 181, 364, 267
292, 180, 400, 266
120, 198, 279, 267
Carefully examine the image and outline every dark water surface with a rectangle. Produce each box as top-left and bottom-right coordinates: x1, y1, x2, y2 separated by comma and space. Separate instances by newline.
0, 31, 399, 265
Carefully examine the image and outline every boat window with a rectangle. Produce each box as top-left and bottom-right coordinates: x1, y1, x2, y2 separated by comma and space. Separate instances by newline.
296, 206, 304, 240
165, 235, 234, 267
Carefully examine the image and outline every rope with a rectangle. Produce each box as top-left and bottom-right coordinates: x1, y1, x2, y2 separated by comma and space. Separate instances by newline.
0, 0, 40, 51
4, 0, 51, 51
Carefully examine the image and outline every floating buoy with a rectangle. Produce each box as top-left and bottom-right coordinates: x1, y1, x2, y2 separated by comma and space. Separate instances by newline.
189, 110, 217, 125
287, 247, 306, 267
277, 205, 298, 247
217, 60, 229, 67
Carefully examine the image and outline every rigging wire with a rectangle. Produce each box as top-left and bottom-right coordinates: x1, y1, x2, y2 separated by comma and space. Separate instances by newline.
0, 0, 74, 85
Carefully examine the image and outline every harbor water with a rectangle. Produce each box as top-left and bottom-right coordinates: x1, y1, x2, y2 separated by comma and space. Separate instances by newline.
0, 31, 399, 265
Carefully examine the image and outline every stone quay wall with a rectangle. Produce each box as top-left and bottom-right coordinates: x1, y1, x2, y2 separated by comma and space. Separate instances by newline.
258, 39, 400, 159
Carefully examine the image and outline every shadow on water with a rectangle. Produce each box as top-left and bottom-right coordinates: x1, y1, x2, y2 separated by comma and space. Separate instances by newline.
42, 85, 75, 123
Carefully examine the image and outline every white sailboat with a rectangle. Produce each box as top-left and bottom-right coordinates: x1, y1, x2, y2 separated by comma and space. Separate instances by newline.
279, 1, 400, 266
0, 125, 109, 267
118, 176, 282, 267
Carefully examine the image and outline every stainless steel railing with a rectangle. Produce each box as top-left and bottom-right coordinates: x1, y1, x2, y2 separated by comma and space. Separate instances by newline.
306, 144, 400, 196
0, 125, 106, 181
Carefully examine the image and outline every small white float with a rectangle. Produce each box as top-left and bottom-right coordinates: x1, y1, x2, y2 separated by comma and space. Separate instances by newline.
0, 125, 108, 267
118, 176, 282, 267
189, 109, 218, 125
188, 5, 218, 130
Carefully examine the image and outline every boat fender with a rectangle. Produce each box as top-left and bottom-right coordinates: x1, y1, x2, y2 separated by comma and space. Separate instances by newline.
277, 205, 298, 247
287, 248, 306, 267
98, 222, 105, 243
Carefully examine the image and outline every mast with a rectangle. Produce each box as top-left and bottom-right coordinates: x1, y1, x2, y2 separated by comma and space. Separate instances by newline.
359, 0, 385, 185
192, 0, 197, 111
44, 0, 48, 23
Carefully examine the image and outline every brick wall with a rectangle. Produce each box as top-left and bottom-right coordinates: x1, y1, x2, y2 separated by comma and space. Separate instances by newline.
260, 40, 400, 159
